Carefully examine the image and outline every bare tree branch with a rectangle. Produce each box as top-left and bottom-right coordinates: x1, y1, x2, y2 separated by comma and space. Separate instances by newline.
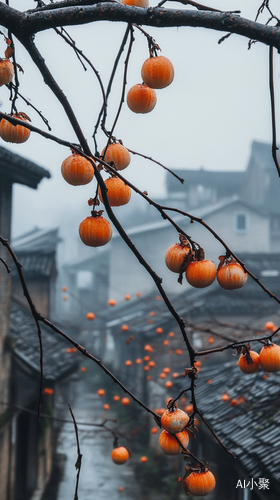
1, 4, 280, 51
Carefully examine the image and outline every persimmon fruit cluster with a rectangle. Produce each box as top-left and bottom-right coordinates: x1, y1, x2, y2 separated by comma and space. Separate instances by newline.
127, 54, 174, 113
238, 343, 280, 374
165, 242, 248, 290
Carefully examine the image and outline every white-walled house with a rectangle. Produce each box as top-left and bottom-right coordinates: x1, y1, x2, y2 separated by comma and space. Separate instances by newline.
62, 194, 269, 319
108, 195, 269, 299
60, 139, 278, 319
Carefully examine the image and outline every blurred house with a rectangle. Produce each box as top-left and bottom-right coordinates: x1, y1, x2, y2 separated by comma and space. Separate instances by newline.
167, 140, 280, 251
9, 299, 78, 500
0, 146, 78, 500
0, 145, 50, 500
102, 254, 280, 499
10, 226, 79, 500
57, 139, 280, 497
62, 140, 276, 318
12, 227, 61, 319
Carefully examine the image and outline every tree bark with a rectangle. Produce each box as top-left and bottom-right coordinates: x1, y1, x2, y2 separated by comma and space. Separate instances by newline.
1, 3, 280, 51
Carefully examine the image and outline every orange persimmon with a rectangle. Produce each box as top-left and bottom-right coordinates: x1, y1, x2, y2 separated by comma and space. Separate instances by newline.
0, 113, 31, 143
111, 446, 129, 465
165, 242, 191, 273
184, 470, 216, 496
108, 298, 116, 306
121, 0, 148, 6
0, 59, 14, 86
127, 83, 156, 114
161, 408, 189, 433
265, 321, 275, 331
151, 427, 158, 434
186, 260, 216, 288
159, 429, 189, 455
121, 397, 130, 406
259, 343, 280, 372
141, 55, 174, 89
79, 214, 112, 247
163, 367, 170, 374
97, 389, 105, 396
238, 350, 260, 374
61, 153, 94, 186
99, 177, 131, 206
102, 143, 131, 171
217, 259, 247, 290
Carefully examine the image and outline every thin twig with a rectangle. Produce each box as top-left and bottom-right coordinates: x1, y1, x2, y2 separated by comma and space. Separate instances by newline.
68, 404, 82, 500
93, 24, 130, 150
127, 147, 185, 184
268, 45, 280, 177
0, 256, 11, 273
0, 400, 117, 427
54, 26, 107, 129
196, 407, 236, 458
107, 24, 134, 142
156, 0, 222, 11
8, 82, 52, 130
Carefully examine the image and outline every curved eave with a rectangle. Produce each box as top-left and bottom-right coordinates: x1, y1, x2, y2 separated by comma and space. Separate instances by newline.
0, 146, 51, 189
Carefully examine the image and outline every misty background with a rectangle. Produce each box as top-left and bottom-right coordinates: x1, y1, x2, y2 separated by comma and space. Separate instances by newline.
1, 0, 280, 266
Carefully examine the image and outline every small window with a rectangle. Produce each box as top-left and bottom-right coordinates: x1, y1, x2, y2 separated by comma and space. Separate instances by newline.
235, 213, 248, 233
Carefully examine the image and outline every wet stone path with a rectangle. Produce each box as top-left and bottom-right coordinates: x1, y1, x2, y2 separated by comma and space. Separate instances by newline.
56, 386, 142, 500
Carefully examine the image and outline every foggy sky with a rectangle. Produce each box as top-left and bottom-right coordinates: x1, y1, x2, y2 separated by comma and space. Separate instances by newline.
1, 0, 280, 252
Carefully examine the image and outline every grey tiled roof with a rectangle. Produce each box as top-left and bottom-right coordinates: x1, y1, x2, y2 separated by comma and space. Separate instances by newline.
12, 253, 56, 277
10, 301, 78, 382
191, 360, 280, 482
11, 228, 61, 277
0, 145, 50, 188
105, 252, 280, 333
12, 227, 61, 253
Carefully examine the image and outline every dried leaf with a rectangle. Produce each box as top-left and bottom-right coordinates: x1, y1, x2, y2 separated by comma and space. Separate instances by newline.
16, 62, 24, 73
17, 112, 31, 121
233, 346, 242, 356
217, 255, 226, 271
195, 245, 205, 261
5, 46, 13, 58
